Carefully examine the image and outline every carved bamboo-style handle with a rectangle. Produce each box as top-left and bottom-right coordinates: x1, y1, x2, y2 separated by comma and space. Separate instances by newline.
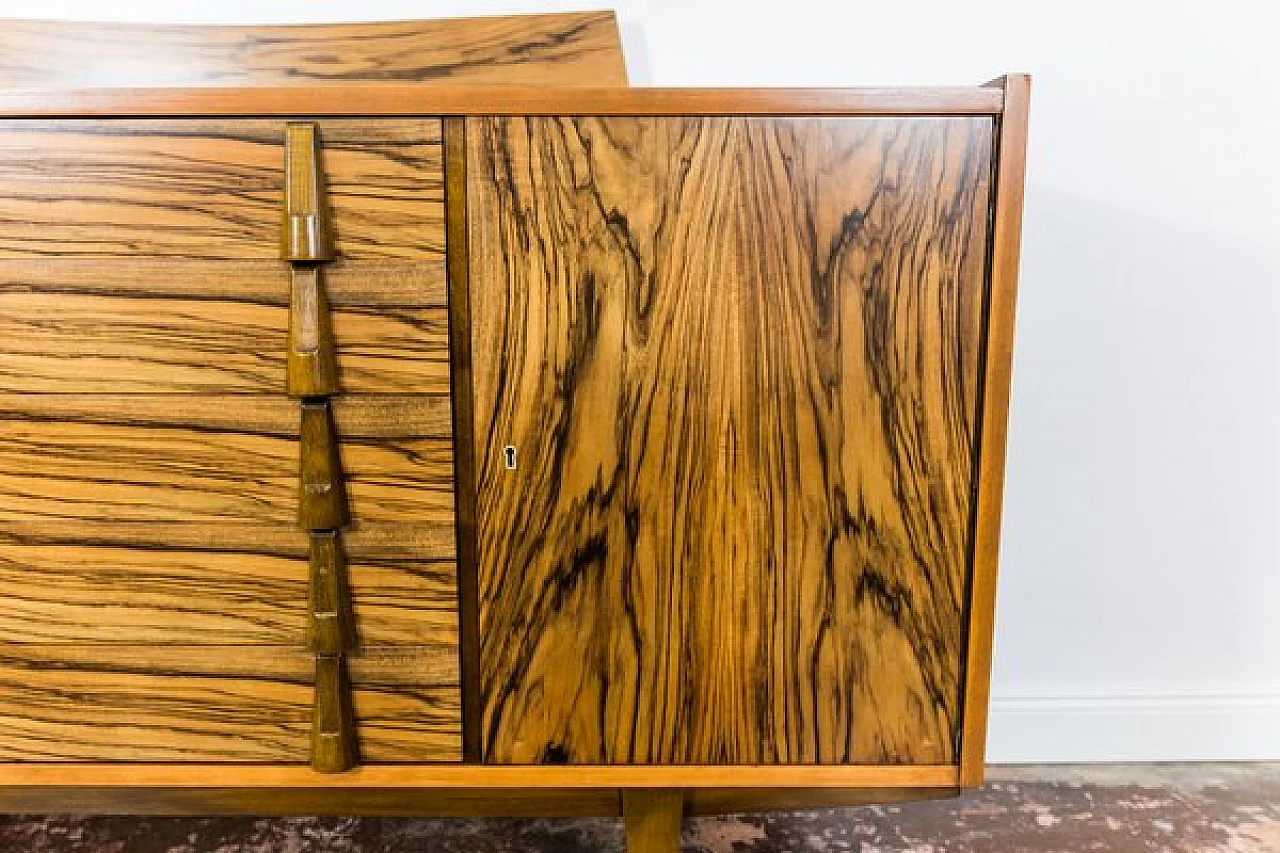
307, 531, 356, 655
287, 265, 340, 398
282, 122, 333, 262
311, 654, 358, 772
298, 400, 348, 531
283, 120, 359, 772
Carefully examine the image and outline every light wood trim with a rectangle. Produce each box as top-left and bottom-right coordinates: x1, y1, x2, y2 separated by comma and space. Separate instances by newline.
0, 764, 959, 789
0, 85, 1004, 118
959, 73, 1032, 787
0, 786, 961, 817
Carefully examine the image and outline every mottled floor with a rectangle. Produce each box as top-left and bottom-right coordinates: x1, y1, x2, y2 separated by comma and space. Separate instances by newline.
2, 764, 1278, 852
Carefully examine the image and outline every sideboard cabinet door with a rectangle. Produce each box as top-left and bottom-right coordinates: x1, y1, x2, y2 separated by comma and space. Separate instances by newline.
467, 116, 995, 765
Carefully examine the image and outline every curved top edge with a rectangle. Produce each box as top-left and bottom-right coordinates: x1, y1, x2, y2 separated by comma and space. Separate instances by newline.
0, 12, 629, 88
0, 11, 618, 31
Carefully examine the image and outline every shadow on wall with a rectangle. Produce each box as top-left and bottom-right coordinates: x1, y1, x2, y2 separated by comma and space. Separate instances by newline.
990, 184, 1280, 757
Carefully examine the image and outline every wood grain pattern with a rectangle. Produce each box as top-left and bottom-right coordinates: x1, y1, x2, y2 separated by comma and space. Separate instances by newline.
287, 266, 341, 397
0, 119, 443, 260
444, 118, 484, 761
312, 655, 359, 772
0, 87, 1005, 120
307, 532, 358, 655
470, 116, 994, 765
298, 400, 351, 531
0, 645, 459, 762
960, 73, 1031, 787
0, 544, 458, 647
0, 293, 450, 394
0, 13, 628, 88
0, 417, 454, 528
0, 517, 456, 559
282, 123, 333, 262
0, 763, 959, 789
0, 258, 448, 307
0, 394, 452, 440
623, 789, 684, 853
0, 783, 958, 818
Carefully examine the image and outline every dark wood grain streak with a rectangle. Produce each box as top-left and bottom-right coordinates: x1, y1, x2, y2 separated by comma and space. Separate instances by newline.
0, 119, 443, 260
0, 644, 459, 762
470, 116, 994, 765
0, 13, 628, 88
444, 118, 483, 762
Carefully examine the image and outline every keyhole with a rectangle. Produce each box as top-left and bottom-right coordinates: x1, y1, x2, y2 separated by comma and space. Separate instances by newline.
504, 445, 517, 470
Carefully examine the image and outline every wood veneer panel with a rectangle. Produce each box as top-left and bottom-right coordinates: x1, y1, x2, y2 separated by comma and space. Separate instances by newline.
0, 645, 460, 762
0, 119, 443, 260
0, 418, 455, 527
0, 519, 456, 560
0, 394, 453, 439
470, 116, 994, 765
0, 258, 448, 307
0, 546, 458, 646
0, 294, 450, 394
0, 13, 628, 88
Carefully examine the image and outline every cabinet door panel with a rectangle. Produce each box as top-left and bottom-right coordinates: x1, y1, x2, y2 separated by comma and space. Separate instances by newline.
468, 116, 994, 765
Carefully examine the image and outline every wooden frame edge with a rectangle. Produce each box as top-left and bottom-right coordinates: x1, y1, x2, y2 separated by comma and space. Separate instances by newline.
443, 117, 482, 762
0, 784, 962, 817
959, 73, 1032, 787
0, 85, 1004, 117
0, 764, 960, 789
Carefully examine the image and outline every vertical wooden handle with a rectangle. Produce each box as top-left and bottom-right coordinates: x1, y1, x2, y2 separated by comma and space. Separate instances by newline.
307, 531, 356, 655
287, 265, 340, 397
282, 122, 333, 262
298, 400, 348, 531
311, 654, 358, 773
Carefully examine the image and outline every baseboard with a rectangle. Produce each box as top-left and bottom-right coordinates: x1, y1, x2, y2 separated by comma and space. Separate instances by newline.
986, 690, 1280, 762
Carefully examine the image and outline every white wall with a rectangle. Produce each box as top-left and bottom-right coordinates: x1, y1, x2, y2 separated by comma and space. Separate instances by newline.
8, 0, 1279, 763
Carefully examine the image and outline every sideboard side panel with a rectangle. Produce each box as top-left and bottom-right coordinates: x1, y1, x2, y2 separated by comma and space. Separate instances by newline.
959, 73, 1032, 786
468, 116, 995, 765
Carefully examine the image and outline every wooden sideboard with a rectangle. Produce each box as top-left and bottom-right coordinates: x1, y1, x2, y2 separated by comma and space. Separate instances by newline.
0, 76, 1029, 849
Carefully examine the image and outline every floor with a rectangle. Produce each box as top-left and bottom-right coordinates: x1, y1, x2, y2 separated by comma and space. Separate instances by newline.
1, 764, 1277, 852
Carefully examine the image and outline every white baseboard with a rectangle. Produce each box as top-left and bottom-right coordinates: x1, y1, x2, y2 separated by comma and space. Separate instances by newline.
986, 690, 1280, 762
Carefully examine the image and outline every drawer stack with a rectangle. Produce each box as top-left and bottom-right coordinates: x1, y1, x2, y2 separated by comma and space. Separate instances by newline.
0, 118, 462, 763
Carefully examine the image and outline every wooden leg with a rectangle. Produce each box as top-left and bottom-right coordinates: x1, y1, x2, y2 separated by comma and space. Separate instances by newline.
623, 789, 683, 853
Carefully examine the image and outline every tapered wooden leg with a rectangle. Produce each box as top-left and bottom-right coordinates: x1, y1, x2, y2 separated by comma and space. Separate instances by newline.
623, 789, 683, 853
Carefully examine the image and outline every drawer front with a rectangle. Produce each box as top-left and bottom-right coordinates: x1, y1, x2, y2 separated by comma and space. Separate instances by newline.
0, 119, 444, 260
0, 645, 459, 762
469, 116, 994, 765
0, 118, 461, 763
